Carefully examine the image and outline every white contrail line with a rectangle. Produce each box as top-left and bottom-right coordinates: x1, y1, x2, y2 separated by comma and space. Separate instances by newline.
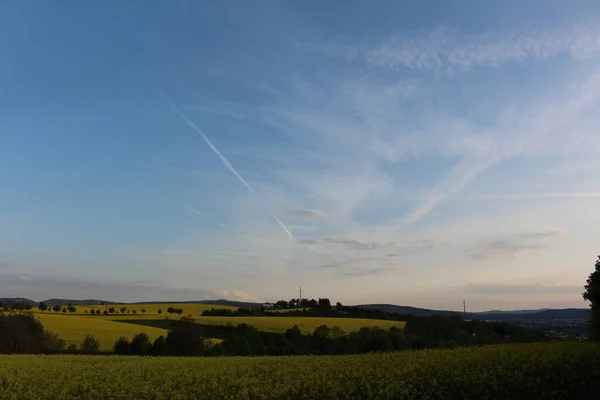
270, 213, 293, 241
176, 201, 238, 234
155, 89, 254, 193
155, 88, 294, 241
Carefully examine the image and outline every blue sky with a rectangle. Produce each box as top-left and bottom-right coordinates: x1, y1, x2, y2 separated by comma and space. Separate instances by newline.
1, 1, 600, 310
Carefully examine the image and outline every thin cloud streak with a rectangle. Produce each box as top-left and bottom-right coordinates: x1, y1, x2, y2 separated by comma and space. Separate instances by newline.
311, 25, 600, 71
396, 192, 600, 201
269, 213, 294, 241
156, 88, 254, 193
176, 201, 238, 234
155, 88, 293, 240
404, 69, 600, 225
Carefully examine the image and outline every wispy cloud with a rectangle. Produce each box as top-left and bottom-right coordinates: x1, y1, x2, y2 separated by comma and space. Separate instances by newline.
465, 230, 568, 260
287, 208, 328, 220
177, 201, 238, 234
308, 25, 600, 71
156, 89, 294, 240
269, 212, 293, 241
397, 193, 600, 201
404, 69, 600, 224
156, 89, 254, 193
467, 283, 582, 295
342, 267, 396, 277
299, 237, 436, 253
0, 272, 262, 303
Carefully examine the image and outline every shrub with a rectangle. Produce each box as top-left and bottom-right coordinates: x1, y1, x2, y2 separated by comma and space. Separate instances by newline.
113, 337, 131, 355
130, 333, 152, 355
80, 335, 100, 354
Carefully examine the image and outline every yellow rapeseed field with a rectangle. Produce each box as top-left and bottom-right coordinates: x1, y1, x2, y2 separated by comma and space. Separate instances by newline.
191, 316, 406, 333
0, 342, 598, 399
36, 314, 168, 351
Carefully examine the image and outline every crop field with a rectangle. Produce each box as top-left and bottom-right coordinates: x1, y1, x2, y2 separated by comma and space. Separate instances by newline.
0, 342, 598, 399
34, 303, 236, 316
191, 316, 406, 333
36, 314, 168, 351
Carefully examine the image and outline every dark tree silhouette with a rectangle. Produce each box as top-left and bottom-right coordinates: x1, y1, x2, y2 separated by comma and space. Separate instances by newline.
80, 335, 100, 354
113, 337, 131, 355
38, 302, 47, 312
151, 335, 168, 355
130, 333, 152, 355
583, 255, 600, 341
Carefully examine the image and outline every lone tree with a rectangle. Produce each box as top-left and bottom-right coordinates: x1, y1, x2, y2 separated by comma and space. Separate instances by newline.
38, 302, 47, 312
80, 334, 100, 354
583, 255, 600, 341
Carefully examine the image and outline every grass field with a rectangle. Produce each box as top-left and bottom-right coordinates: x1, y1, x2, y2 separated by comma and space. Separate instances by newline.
34, 303, 237, 316
32, 304, 406, 346
190, 316, 406, 333
37, 308, 406, 338
36, 314, 168, 351
0, 342, 598, 399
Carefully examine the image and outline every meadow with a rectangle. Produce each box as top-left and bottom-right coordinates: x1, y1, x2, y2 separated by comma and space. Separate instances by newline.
190, 316, 406, 333
0, 342, 598, 399
34, 303, 407, 338
36, 314, 169, 351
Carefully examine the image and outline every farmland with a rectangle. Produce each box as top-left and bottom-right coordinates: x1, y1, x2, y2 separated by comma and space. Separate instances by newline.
36, 314, 169, 351
0, 342, 598, 399
33, 303, 407, 337
190, 316, 406, 333
34, 303, 237, 316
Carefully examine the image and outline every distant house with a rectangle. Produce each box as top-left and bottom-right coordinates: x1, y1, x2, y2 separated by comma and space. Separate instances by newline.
263, 302, 274, 309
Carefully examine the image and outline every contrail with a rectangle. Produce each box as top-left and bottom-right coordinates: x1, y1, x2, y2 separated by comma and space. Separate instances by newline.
155, 89, 254, 193
155, 88, 294, 240
270, 213, 293, 241
177, 201, 238, 234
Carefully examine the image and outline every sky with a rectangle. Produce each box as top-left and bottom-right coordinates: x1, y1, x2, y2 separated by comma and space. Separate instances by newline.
1, 1, 600, 311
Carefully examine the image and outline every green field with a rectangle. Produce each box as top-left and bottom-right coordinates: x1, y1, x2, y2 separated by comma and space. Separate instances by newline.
190, 316, 406, 333
64, 309, 406, 334
31, 303, 406, 347
0, 342, 597, 399
36, 314, 169, 351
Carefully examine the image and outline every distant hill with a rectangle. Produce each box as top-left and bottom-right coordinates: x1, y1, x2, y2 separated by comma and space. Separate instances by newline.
356, 304, 590, 321
478, 309, 551, 315
478, 308, 590, 321
357, 304, 461, 317
0, 297, 37, 306
130, 299, 263, 308
42, 298, 118, 306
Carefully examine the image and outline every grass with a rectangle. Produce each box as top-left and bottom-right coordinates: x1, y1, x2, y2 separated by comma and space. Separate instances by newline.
191, 316, 406, 333
32, 304, 405, 347
0, 342, 598, 399
36, 314, 168, 351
